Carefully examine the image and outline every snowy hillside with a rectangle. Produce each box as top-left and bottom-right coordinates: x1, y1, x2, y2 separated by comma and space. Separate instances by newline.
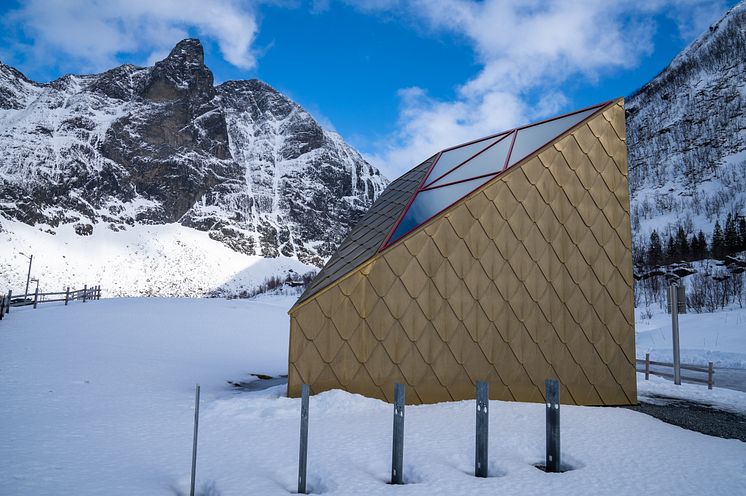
1, 297, 744, 495
0, 219, 316, 297
626, 1, 746, 243
0, 38, 388, 295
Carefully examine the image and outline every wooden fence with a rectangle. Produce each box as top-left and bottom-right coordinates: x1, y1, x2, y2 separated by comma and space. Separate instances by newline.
636, 353, 714, 389
0, 285, 101, 321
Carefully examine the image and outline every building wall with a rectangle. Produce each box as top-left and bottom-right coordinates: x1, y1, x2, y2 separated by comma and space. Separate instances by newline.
288, 99, 636, 405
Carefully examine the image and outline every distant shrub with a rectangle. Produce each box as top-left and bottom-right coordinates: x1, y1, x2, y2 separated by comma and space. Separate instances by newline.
235, 270, 318, 299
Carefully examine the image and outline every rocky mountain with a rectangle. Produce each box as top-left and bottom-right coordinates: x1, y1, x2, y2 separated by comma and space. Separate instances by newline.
626, 1, 746, 246
0, 39, 388, 269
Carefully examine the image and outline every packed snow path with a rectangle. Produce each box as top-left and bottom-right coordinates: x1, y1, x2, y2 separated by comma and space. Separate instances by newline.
1, 298, 745, 495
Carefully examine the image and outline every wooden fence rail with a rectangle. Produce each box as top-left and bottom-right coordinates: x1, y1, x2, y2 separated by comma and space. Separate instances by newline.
636, 353, 714, 389
2, 285, 101, 317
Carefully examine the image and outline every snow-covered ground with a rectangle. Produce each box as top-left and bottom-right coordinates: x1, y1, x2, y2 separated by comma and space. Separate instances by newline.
1, 297, 744, 495
638, 373, 746, 415
0, 220, 317, 297
636, 305, 746, 368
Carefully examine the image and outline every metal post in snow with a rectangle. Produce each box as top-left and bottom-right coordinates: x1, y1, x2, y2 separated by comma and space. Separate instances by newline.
475, 381, 489, 478
391, 383, 405, 485
83, 284, 87, 303
6, 290, 11, 314
190, 384, 200, 496
670, 284, 681, 385
708, 362, 714, 390
645, 353, 650, 380
545, 379, 561, 473
33, 287, 38, 309
23, 254, 32, 299
298, 383, 310, 494
0, 296, 4, 320
65, 287, 69, 306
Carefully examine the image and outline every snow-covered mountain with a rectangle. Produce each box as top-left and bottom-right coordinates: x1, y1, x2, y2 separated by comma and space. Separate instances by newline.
0, 39, 387, 265
0, 39, 387, 295
627, 1, 746, 244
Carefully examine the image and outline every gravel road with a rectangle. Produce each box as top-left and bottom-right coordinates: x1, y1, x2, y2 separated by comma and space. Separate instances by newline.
625, 395, 746, 442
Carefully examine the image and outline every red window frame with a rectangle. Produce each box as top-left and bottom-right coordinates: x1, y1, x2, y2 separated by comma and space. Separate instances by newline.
378, 99, 613, 251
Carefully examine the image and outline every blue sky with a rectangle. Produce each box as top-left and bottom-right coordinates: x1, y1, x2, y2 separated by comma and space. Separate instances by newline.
0, 0, 739, 178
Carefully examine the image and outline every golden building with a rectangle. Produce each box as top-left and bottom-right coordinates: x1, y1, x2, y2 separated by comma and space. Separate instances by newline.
287, 98, 636, 405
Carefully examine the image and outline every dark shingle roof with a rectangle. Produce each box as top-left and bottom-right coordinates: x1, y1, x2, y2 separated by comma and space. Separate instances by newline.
295, 156, 435, 305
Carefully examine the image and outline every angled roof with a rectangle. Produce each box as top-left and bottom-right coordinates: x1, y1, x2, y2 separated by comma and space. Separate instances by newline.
296, 155, 435, 303
294, 100, 613, 307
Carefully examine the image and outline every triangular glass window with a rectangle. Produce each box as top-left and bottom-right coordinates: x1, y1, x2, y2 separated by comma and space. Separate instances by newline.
423, 134, 506, 187
387, 176, 495, 244
426, 133, 514, 189
507, 107, 599, 168
382, 102, 609, 250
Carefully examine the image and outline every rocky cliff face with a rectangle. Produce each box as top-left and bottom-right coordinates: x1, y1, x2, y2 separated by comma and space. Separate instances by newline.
626, 1, 746, 241
0, 39, 387, 267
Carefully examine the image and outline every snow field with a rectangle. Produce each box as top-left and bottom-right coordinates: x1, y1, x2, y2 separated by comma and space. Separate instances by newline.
1, 297, 745, 495
0, 220, 317, 297
636, 305, 746, 368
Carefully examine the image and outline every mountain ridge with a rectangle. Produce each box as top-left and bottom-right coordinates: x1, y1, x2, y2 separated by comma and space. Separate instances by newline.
626, 0, 746, 250
0, 39, 388, 270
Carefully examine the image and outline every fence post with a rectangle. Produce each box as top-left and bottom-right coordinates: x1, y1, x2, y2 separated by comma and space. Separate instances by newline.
545, 379, 561, 473
707, 362, 714, 390
83, 284, 87, 303
96, 285, 101, 300
6, 289, 11, 314
391, 383, 405, 485
65, 287, 70, 306
475, 381, 489, 478
670, 284, 681, 385
190, 384, 200, 496
645, 353, 650, 380
33, 287, 39, 309
298, 384, 310, 494
0, 296, 4, 320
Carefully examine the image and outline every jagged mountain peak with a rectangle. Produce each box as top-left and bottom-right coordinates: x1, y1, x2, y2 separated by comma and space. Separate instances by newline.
167, 38, 205, 63
0, 62, 38, 109
142, 38, 214, 102
0, 39, 389, 284
0, 61, 32, 82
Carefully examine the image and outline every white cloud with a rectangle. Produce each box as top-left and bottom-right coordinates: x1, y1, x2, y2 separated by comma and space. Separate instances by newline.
6, 0, 260, 74
360, 0, 729, 179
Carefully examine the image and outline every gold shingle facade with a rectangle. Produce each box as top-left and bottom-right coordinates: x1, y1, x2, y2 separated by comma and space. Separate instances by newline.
288, 99, 636, 405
